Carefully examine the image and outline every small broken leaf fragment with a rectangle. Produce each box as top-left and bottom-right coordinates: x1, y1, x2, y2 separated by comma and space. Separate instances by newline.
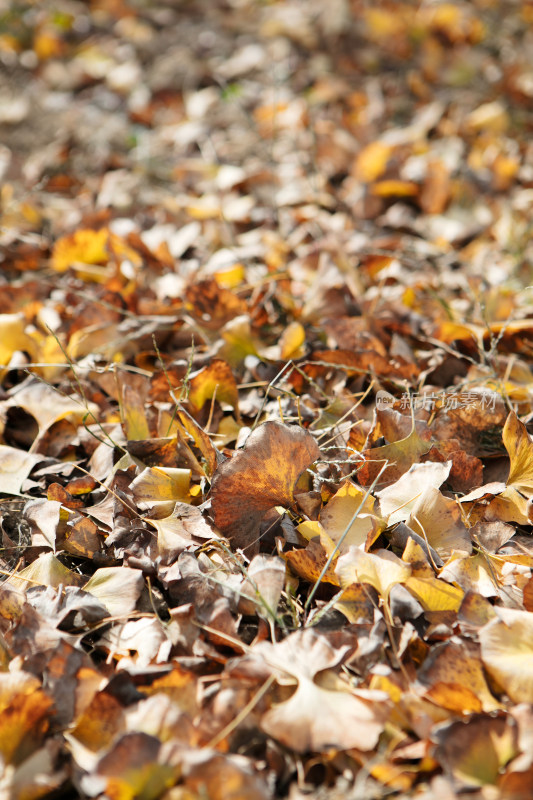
210, 421, 320, 552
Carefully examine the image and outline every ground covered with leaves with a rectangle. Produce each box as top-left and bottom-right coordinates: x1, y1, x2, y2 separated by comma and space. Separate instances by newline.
2, 0, 533, 798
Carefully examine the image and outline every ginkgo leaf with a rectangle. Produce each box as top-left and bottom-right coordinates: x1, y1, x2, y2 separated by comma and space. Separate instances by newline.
279, 321, 306, 360
417, 640, 500, 713
354, 141, 391, 182
2, 380, 99, 435
256, 629, 386, 753
83, 567, 144, 616
0, 314, 39, 380
404, 575, 464, 612
261, 675, 384, 753
0, 670, 53, 765
358, 427, 435, 488
187, 359, 239, 415
377, 461, 451, 525
51, 228, 109, 273
407, 486, 471, 558
0, 445, 42, 496
122, 384, 150, 441
479, 608, 533, 703
319, 479, 383, 553
131, 466, 191, 517
210, 421, 320, 552
336, 547, 411, 599
503, 411, 533, 496
285, 537, 340, 586
150, 503, 218, 562
434, 715, 517, 787
9, 553, 82, 591
439, 553, 497, 597
177, 406, 222, 477
240, 554, 286, 617
91, 732, 179, 800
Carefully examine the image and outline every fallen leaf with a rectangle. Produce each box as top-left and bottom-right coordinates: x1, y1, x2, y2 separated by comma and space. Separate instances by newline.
503, 411, 533, 496
187, 359, 239, 416
358, 428, 435, 488
83, 567, 144, 616
434, 715, 517, 787
336, 547, 412, 602
0, 445, 42, 496
0, 670, 53, 765
256, 629, 386, 752
377, 461, 452, 525
131, 466, 191, 517
211, 421, 320, 552
479, 608, 533, 703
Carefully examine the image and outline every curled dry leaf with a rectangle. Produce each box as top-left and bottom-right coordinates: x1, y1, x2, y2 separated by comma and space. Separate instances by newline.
210, 421, 320, 553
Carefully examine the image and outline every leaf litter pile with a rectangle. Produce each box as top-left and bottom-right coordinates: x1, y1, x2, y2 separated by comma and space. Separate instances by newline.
3, 0, 533, 798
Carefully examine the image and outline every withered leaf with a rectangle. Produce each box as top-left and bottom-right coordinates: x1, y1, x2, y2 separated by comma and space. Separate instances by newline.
211, 422, 320, 553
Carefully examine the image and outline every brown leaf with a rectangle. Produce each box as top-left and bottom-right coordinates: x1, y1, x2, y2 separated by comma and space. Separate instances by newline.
211, 422, 320, 553
0, 670, 53, 765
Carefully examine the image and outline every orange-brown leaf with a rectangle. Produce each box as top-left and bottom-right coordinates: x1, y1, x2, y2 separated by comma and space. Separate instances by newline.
211, 422, 320, 553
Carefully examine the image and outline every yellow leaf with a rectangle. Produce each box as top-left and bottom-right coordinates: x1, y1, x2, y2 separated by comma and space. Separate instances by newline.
186, 195, 220, 219
318, 479, 383, 553
9, 553, 81, 591
405, 575, 464, 612
279, 321, 306, 360
503, 411, 533, 496
337, 548, 411, 599
434, 715, 517, 787
131, 467, 191, 516
218, 316, 260, 367
211, 421, 320, 553
408, 487, 471, 558
286, 537, 340, 586
0, 671, 52, 765
354, 142, 391, 183
364, 8, 405, 39
378, 461, 451, 526
0, 314, 38, 380
122, 384, 150, 441
83, 567, 144, 616
214, 263, 245, 289
188, 359, 239, 413
371, 180, 419, 197
358, 428, 436, 488
51, 228, 109, 273
466, 101, 509, 133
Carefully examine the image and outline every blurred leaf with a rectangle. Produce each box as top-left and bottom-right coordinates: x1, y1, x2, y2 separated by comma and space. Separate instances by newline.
480, 608, 533, 703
